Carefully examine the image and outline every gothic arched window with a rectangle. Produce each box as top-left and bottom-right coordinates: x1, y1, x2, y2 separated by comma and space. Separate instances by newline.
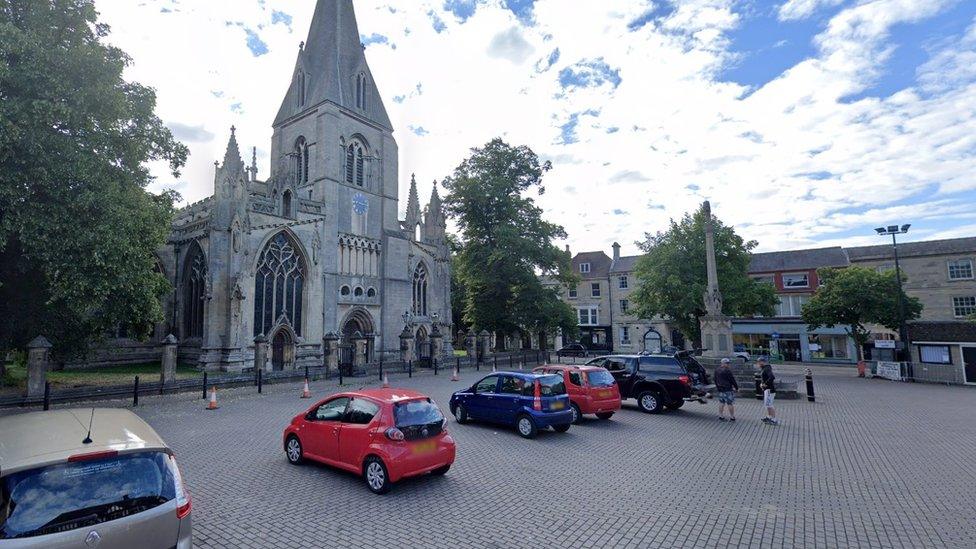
412, 263, 428, 316
294, 137, 308, 185
182, 242, 207, 339
282, 190, 293, 218
356, 73, 367, 110
345, 140, 366, 186
254, 232, 306, 336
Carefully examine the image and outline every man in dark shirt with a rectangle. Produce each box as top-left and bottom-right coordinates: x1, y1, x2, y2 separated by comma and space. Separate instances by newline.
758, 356, 779, 425
714, 358, 738, 421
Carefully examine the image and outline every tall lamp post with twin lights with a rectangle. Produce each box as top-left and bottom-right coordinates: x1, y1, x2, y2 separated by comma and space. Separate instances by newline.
875, 224, 911, 365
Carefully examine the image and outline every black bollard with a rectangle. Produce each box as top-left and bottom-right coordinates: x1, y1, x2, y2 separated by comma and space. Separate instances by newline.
434, 358, 438, 375
202, 372, 208, 399
456, 356, 461, 373
754, 371, 763, 400
379, 356, 384, 381
305, 365, 309, 381
257, 369, 263, 394
133, 376, 140, 407
339, 365, 344, 386
408, 360, 413, 378
805, 368, 815, 402
43, 381, 50, 411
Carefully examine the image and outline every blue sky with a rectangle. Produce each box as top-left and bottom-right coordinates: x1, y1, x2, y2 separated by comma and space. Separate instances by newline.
96, 0, 976, 254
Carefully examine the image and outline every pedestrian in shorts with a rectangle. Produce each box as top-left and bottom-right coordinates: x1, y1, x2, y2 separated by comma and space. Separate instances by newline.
757, 356, 779, 425
714, 358, 738, 421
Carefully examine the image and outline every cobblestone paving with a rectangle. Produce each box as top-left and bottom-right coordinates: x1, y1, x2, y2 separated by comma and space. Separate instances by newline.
10, 365, 976, 548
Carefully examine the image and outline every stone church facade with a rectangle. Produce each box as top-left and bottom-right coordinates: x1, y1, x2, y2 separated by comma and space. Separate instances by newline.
157, 0, 451, 372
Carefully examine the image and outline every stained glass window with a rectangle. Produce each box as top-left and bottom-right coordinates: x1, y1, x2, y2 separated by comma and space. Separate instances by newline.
254, 233, 306, 336
182, 243, 207, 339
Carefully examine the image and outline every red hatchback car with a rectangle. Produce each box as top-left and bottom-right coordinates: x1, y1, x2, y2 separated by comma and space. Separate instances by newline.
282, 388, 456, 494
533, 365, 621, 423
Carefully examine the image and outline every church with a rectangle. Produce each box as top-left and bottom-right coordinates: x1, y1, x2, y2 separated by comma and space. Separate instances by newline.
157, 0, 451, 372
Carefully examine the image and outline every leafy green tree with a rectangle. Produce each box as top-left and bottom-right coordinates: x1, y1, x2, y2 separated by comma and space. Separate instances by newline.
630, 204, 777, 346
442, 138, 577, 347
0, 0, 188, 359
802, 266, 922, 361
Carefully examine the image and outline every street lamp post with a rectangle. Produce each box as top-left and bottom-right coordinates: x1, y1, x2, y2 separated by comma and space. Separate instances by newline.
874, 224, 911, 365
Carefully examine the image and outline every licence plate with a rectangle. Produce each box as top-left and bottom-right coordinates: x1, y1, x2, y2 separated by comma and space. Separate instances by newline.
598, 390, 611, 398
550, 401, 564, 410
411, 440, 437, 455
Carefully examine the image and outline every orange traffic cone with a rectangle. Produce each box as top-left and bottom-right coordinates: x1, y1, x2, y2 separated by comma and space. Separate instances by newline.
206, 386, 219, 410
451, 367, 460, 381
300, 378, 311, 399
382, 374, 390, 388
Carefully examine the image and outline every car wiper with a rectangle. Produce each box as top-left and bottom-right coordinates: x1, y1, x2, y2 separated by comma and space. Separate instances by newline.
13, 512, 99, 538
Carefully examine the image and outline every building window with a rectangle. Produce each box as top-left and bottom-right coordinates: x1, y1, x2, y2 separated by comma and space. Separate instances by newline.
620, 326, 630, 345
568, 285, 577, 298
776, 294, 809, 317
620, 300, 629, 313
953, 296, 976, 318
591, 283, 601, 297
340, 285, 351, 296
356, 73, 367, 110
948, 259, 974, 280
752, 275, 774, 285
579, 263, 590, 274
807, 334, 848, 360
345, 140, 366, 187
282, 190, 293, 218
354, 286, 364, 297
577, 308, 598, 326
918, 345, 951, 364
294, 137, 309, 186
182, 243, 207, 339
782, 272, 809, 288
253, 232, 306, 336
366, 287, 376, 298
412, 263, 428, 316
618, 275, 628, 289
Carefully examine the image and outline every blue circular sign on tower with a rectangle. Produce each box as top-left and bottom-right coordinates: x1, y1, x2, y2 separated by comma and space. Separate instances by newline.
352, 192, 368, 215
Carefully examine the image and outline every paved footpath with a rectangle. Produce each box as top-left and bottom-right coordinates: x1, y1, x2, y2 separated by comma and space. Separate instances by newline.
7, 366, 976, 548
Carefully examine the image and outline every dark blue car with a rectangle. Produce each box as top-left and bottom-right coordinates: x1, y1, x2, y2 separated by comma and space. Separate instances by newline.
449, 372, 574, 438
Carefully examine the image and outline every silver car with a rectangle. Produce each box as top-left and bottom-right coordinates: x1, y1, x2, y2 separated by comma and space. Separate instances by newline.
0, 408, 192, 548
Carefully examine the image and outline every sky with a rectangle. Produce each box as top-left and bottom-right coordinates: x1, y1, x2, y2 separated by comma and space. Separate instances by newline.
95, 0, 976, 256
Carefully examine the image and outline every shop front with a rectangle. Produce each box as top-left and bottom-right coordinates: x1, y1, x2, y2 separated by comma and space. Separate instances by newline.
732, 320, 856, 364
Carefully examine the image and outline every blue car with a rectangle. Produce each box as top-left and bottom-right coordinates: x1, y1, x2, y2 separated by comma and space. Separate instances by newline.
449, 372, 574, 438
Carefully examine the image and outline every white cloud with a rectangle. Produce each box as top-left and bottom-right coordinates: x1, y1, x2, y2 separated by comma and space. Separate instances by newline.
93, 0, 976, 257
778, 0, 846, 21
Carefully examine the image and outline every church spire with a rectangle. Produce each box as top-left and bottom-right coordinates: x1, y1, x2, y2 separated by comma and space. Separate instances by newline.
221, 126, 243, 171
405, 173, 421, 230
273, 0, 391, 129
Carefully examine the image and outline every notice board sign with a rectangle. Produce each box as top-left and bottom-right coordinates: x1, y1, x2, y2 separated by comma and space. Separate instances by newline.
876, 361, 902, 381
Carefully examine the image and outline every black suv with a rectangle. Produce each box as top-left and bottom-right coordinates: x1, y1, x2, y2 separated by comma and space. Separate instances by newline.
585, 352, 715, 413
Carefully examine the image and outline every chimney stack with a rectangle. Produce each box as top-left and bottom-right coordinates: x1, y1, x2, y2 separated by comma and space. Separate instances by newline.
612, 242, 621, 262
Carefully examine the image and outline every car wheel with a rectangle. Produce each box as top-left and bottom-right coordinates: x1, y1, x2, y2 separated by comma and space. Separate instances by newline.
516, 414, 538, 439
453, 404, 469, 424
285, 435, 303, 465
595, 412, 614, 420
637, 391, 664, 414
666, 400, 685, 411
570, 403, 582, 424
552, 423, 571, 433
432, 464, 451, 476
364, 456, 392, 494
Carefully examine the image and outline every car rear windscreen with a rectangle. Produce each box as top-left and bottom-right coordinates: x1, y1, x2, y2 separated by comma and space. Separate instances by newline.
0, 451, 177, 539
537, 375, 566, 396
586, 370, 615, 387
394, 399, 445, 440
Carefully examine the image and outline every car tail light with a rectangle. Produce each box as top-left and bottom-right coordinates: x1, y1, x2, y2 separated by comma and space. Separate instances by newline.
533, 381, 542, 411
67, 450, 118, 462
385, 427, 405, 441
678, 375, 691, 386
168, 455, 192, 520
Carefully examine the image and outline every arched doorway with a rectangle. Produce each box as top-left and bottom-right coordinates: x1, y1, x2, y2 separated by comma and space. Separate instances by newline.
643, 329, 663, 354
270, 327, 295, 371
416, 326, 431, 368
339, 309, 375, 371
